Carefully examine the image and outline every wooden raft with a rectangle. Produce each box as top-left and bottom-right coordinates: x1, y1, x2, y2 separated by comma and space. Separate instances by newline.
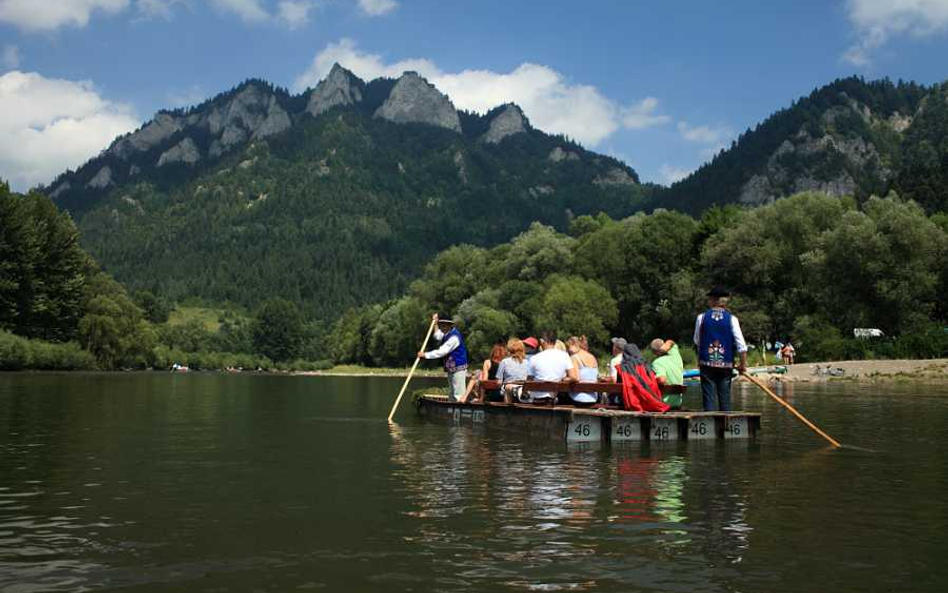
415, 380, 760, 443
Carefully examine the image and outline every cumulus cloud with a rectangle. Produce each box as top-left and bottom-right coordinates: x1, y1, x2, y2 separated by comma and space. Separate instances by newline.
358, 0, 397, 17
2, 45, 19, 70
677, 121, 732, 145
276, 0, 314, 29
659, 164, 690, 185
0, 0, 128, 31
293, 38, 668, 146
843, 0, 948, 66
0, 70, 139, 191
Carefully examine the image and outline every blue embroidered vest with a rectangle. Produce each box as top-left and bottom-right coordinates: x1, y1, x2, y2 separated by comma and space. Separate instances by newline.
443, 328, 469, 373
699, 308, 735, 368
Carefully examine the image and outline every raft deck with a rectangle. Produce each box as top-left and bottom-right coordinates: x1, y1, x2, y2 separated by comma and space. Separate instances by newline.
416, 380, 761, 443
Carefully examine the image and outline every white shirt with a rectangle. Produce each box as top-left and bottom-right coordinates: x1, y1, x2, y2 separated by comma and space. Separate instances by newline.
424, 328, 460, 359
609, 354, 622, 381
528, 348, 573, 400
693, 310, 748, 353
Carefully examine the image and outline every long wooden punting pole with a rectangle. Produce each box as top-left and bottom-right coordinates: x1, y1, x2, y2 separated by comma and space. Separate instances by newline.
743, 372, 842, 448
387, 317, 438, 424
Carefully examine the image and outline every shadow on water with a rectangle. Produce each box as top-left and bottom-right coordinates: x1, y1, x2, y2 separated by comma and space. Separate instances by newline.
1, 373, 946, 592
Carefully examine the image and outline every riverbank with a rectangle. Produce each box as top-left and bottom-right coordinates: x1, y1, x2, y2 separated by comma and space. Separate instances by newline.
295, 365, 443, 378
749, 358, 948, 383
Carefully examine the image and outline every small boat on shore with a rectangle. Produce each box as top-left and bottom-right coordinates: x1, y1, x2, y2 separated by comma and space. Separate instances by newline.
416, 379, 761, 443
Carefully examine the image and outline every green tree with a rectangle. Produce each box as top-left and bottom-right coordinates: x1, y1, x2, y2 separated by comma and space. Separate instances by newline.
252, 298, 304, 362
533, 275, 617, 344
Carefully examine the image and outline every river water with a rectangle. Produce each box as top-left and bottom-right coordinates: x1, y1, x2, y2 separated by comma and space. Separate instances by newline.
0, 373, 946, 592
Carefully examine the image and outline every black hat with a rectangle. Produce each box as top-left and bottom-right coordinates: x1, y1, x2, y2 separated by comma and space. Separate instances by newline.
707, 286, 731, 298
436, 315, 455, 325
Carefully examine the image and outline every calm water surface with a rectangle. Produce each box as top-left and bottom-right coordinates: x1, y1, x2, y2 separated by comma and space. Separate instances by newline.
1, 373, 946, 592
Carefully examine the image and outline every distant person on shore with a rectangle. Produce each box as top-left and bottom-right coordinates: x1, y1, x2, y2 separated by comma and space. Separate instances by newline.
694, 287, 748, 411
496, 338, 530, 403
781, 342, 796, 365
527, 331, 578, 404
418, 314, 469, 402
567, 336, 599, 405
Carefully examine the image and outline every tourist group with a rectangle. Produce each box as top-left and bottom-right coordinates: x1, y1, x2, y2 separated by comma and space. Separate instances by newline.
420, 287, 749, 413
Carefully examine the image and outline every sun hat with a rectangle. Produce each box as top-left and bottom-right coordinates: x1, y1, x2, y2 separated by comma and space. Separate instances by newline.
706, 286, 731, 298
611, 337, 628, 349
522, 337, 539, 349
650, 338, 665, 352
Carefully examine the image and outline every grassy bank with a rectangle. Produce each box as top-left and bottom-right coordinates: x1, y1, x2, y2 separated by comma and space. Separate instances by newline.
0, 330, 96, 371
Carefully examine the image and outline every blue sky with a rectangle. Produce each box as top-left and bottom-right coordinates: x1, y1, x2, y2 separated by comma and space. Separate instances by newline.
2, 0, 948, 191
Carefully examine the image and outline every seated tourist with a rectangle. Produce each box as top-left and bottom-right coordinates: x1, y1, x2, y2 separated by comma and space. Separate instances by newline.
522, 336, 539, 360
616, 343, 670, 413
650, 338, 685, 409
475, 342, 507, 402
567, 336, 599, 405
495, 338, 530, 403
608, 337, 627, 383
527, 331, 578, 404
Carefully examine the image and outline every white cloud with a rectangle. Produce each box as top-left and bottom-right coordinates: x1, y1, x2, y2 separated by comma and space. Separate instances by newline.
2, 45, 19, 70
294, 38, 668, 146
209, 0, 268, 22
621, 97, 670, 129
136, 0, 187, 20
276, 0, 314, 29
0, 70, 139, 191
843, 0, 948, 66
660, 164, 690, 185
358, 0, 397, 17
677, 120, 732, 145
166, 84, 207, 107
0, 0, 128, 31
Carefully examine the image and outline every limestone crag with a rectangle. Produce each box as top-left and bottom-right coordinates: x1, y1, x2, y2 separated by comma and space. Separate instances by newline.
307, 64, 363, 116
482, 104, 527, 143
110, 113, 183, 159
157, 137, 201, 167
86, 166, 113, 189
593, 167, 637, 187
252, 95, 292, 140
549, 147, 580, 163
374, 72, 462, 133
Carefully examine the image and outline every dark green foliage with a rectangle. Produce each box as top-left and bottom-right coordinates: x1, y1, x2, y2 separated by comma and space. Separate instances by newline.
895, 83, 948, 212
335, 193, 948, 367
0, 330, 96, 371
252, 298, 304, 362
133, 290, 172, 324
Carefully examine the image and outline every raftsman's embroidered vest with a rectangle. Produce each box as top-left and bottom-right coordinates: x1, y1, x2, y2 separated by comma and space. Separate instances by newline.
699, 308, 735, 368
443, 328, 469, 373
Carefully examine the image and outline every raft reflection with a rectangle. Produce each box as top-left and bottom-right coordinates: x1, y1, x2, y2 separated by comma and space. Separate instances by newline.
389, 424, 753, 591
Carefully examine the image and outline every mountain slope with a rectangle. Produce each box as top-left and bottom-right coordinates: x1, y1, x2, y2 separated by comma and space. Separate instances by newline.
656, 77, 937, 213
49, 66, 650, 321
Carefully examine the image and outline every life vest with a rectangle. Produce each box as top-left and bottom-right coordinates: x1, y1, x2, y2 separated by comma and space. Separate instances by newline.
617, 364, 669, 413
442, 327, 468, 373
698, 307, 735, 368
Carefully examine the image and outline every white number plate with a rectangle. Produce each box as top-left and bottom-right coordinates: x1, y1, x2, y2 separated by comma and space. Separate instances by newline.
650, 418, 678, 441
567, 418, 602, 442
688, 417, 715, 440
612, 418, 642, 442
724, 416, 748, 439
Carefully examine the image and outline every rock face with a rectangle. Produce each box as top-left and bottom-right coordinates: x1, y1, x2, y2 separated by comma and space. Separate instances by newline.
482, 104, 526, 143
110, 113, 183, 159
86, 166, 113, 189
549, 147, 580, 162
593, 167, 637, 187
374, 72, 462, 133
157, 138, 201, 167
306, 63, 363, 116
252, 95, 292, 140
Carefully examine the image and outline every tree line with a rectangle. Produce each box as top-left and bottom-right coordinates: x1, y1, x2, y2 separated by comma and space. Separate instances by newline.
330, 192, 948, 367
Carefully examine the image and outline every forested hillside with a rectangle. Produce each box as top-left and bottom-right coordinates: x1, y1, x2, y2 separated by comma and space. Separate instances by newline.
48, 67, 651, 322
656, 77, 948, 213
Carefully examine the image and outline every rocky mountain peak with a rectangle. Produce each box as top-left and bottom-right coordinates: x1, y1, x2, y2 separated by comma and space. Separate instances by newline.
482, 104, 527, 143
374, 71, 462, 133
306, 63, 364, 117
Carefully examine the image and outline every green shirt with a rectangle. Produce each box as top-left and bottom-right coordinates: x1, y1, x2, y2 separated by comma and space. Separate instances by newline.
652, 344, 684, 386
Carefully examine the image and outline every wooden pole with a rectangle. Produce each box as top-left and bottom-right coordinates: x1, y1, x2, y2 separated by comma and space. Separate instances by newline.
387, 317, 438, 424
743, 372, 842, 448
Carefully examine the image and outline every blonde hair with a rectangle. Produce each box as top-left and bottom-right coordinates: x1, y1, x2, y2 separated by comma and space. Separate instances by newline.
566, 336, 582, 353
506, 338, 525, 362
554, 339, 567, 351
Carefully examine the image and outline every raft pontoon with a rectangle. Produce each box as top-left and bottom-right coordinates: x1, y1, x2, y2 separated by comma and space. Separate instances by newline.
416, 380, 761, 443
